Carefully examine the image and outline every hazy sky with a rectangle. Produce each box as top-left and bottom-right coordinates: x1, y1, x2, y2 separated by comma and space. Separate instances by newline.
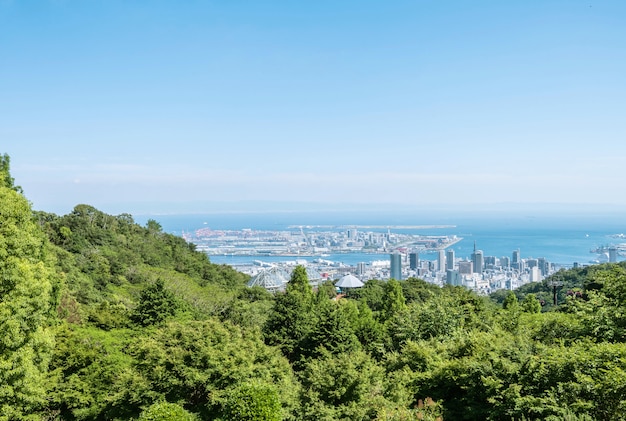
2, 0, 626, 215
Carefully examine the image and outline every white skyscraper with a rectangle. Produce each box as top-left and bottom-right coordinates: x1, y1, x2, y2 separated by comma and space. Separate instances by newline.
446, 249, 455, 271
438, 249, 446, 272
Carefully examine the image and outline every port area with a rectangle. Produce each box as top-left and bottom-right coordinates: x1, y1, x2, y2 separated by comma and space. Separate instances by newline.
183, 225, 460, 258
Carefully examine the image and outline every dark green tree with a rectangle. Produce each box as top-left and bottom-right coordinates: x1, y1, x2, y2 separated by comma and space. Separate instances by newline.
302, 300, 361, 358
132, 279, 178, 326
352, 300, 386, 357
0, 153, 22, 192
353, 279, 386, 313
298, 350, 388, 420
263, 266, 315, 362
401, 277, 439, 304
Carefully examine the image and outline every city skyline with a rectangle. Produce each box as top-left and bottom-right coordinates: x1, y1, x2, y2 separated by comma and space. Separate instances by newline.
3, 1, 626, 215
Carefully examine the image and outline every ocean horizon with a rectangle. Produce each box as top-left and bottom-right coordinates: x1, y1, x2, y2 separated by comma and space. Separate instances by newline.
134, 210, 626, 267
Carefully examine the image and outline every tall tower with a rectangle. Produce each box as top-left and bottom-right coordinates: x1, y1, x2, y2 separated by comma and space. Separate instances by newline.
446, 249, 455, 271
512, 249, 520, 265
390, 253, 402, 280
357, 262, 367, 276
537, 257, 549, 276
409, 252, 419, 270
512, 249, 521, 270
471, 242, 484, 274
438, 249, 446, 272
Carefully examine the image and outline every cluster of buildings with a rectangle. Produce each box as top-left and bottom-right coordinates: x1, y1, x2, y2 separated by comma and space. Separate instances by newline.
387, 242, 555, 294
189, 224, 601, 295
186, 225, 460, 257
244, 241, 558, 295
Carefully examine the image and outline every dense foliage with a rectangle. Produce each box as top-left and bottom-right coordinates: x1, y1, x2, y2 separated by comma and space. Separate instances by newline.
3, 154, 626, 420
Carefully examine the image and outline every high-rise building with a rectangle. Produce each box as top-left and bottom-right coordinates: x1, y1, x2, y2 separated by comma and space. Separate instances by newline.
446, 249, 455, 271
458, 260, 473, 274
512, 249, 521, 270
446, 269, 460, 286
501, 256, 510, 268
409, 252, 419, 270
484, 256, 496, 266
512, 249, 520, 264
530, 266, 541, 282
609, 247, 618, 263
390, 253, 402, 280
537, 257, 549, 276
357, 262, 367, 276
471, 242, 483, 274
438, 249, 446, 272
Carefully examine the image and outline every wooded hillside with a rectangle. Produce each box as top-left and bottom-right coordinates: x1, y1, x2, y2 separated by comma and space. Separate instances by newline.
2, 154, 626, 420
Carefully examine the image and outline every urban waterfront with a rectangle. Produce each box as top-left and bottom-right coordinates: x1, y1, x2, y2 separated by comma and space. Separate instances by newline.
137, 210, 626, 267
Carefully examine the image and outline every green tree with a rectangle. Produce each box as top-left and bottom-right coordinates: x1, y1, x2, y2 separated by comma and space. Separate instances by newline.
401, 277, 439, 304
521, 293, 541, 314
352, 300, 386, 357
287, 265, 312, 295
514, 341, 626, 420
380, 279, 407, 322
316, 279, 337, 300
132, 320, 298, 419
302, 300, 361, 358
502, 291, 519, 310
389, 297, 462, 348
223, 382, 281, 421
298, 350, 388, 420
264, 266, 315, 362
0, 182, 56, 418
353, 279, 386, 313
132, 279, 178, 326
138, 402, 198, 421
47, 325, 151, 420
0, 153, 22, 192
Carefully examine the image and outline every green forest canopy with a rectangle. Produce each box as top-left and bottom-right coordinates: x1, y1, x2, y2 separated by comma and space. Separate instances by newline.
2, 154, 626, 420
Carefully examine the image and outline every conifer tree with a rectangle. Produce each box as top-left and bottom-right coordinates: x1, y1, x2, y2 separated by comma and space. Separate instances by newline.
263, 266, 314, 362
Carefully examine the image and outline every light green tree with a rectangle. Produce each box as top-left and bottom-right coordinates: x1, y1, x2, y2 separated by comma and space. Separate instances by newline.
380, 279, 407, 322
138, 401, 198, 421
502, 291, 519, 310
223, 382, 281, 421
521, 293, 541, 314
0, 179, 56, 418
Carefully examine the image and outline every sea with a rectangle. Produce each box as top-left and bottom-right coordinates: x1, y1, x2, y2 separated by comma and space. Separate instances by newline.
134, 209, 626, 268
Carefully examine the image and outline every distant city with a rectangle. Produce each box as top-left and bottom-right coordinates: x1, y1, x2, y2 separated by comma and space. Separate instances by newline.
184, 224, 626, 295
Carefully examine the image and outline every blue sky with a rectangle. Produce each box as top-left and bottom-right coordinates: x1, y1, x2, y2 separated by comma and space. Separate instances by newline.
2, 0, 626, 215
